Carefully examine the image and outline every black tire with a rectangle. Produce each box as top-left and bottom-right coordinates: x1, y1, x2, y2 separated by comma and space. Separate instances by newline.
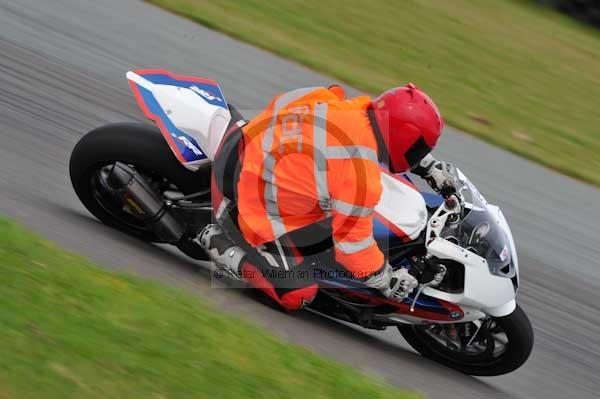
398, 304, 534, 376
69, 122, 210, 242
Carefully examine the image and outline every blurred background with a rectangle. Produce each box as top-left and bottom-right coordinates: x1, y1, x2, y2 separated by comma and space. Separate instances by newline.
538, 0, 600, 28
151, 0, 600, 186
1, 1, 599, 398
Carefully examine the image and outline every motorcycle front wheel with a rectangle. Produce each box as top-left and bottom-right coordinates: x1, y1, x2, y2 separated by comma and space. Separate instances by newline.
398, 304, 534, 376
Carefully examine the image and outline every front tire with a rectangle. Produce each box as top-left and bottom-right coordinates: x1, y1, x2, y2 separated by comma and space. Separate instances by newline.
69, 123, 209, 242
398, 304, 534, 376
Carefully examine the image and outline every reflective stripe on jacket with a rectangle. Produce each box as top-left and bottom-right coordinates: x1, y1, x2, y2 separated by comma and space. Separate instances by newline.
237, 87, 384, 277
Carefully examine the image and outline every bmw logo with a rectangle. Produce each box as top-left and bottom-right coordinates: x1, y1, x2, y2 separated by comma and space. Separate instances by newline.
450, 311, 462, 320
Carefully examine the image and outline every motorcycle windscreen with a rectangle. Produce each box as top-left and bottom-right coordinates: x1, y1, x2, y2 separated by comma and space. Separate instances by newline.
127, 69, 231, 171
452, 169, 515, 278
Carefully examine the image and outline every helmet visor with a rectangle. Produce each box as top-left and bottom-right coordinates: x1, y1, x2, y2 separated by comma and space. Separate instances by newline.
404, 136, 432, 169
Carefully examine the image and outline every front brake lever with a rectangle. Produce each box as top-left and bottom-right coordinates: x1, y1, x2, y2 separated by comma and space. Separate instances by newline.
410, 264, 446, 312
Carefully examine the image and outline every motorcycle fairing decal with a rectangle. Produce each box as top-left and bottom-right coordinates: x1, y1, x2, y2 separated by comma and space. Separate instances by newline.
318, 280, 464, 322
132, 69, 228, 109
398, 297, 464, 322
129, 80, 207, 164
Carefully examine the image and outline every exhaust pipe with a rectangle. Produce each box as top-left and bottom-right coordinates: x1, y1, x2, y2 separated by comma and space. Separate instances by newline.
107, 162, 184, 242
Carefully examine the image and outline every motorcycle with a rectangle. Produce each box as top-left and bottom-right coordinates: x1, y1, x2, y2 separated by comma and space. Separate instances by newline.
69, 69, 534, 376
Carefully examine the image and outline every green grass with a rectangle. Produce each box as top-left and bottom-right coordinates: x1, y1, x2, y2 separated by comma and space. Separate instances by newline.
149, 0, 600, 186
0, 216, 418, 399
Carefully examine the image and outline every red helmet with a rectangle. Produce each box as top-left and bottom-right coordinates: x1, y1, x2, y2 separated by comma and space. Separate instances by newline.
370, 83, 444, 173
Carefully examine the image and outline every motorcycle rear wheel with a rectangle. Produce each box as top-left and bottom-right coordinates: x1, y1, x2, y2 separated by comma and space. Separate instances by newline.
398, 304, 534, 376
69, 123, 210, 243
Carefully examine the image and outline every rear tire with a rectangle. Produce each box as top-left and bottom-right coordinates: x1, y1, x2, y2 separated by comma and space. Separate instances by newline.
398, 304, 534, 376
69, 123, 210, 242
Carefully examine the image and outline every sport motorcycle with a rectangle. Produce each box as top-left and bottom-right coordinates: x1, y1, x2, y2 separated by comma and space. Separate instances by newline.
69, 69, 534, 376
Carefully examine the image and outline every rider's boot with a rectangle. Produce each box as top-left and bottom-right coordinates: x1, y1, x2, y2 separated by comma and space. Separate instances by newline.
196, 224, 246, 279
197, 224, 317, 311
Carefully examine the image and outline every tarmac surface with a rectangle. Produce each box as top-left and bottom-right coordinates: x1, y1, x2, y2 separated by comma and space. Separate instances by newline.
1, 1, 599, 398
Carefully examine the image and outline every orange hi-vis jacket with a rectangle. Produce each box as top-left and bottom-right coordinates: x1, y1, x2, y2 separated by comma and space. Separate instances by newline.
237, 86, 384, 278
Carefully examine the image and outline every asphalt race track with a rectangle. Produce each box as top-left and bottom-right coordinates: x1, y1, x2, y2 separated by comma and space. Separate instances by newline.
1, 1, 599, 398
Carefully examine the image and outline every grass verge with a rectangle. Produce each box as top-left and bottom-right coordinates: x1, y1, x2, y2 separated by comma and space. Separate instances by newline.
149, 0, 600, 186
0, 216, 418, 399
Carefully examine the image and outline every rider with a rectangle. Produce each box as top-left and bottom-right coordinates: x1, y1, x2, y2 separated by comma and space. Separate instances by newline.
199, 83, 455, 311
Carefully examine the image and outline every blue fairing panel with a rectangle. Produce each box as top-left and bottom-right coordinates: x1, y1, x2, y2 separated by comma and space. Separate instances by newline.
140, 73, 228, 109
422, 191, 444, 208
373, 173, 442, 245
373, 218, 404, 250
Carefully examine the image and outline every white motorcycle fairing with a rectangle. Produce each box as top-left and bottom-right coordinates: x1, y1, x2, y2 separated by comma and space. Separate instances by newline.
374, 171, 428, 242
421, 170, 519, 318
127, 69, 231, 171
